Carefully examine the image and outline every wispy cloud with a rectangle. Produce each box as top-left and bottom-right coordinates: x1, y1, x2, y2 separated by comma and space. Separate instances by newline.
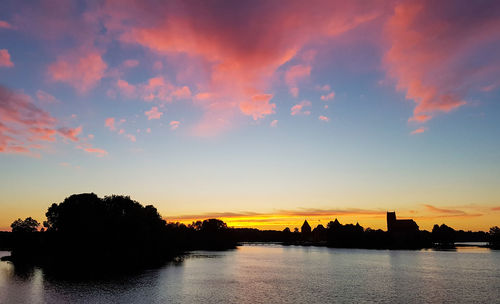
145, 106, 163, 120
0, 49, 14, 68
291, 100, 312, 116
411, 127, 426, 135
421, 204, 483, 218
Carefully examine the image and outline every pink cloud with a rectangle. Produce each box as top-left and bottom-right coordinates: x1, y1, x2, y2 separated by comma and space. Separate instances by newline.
118, 129, 125, 134
384, 1, 500, 123
0, 49, 14, 68
0, 21, 14, 29
77, 143, 108, 157
170, 121, 180, 130
172, 86, 192, 99
36, 90, 59, 104
285, 64, 311, 97
117, 76, 191, 103
146, 128, 151, 133
105, 117, 116, 131
145, 106, 163, 120
317, 84, 331, 91
117, 79, 136, 98
318, 115, 329, 122
48, 47, 107, 93
153, 61, 163, 71
321, 91, 335, 101
270, 120, 278, 127
126, 134, 136, 142
289, 87, 299, 98
123, 59, 139, 68
291, 100, 312, 116
239, 94, 276, 120
58, 126, 82, 141
324, 105, 329, 109
100, 1, 381, 134
408, 114, 431, 123
85, 147, 108, 156
194, 92, 213, 101
88, 134, 94, 139
480, 83, 498, 92
411, 127, 426, 135
0, 85, 80, 155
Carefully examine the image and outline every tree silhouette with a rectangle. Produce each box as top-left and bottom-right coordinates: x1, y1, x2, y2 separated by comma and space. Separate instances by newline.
432, 224, 456, 246
6, 193, 237, 272
490, 226, 500, 249
11, 217, 39, 233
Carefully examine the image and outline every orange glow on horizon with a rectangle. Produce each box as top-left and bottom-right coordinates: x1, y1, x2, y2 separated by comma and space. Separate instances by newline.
165, 209, 499, 232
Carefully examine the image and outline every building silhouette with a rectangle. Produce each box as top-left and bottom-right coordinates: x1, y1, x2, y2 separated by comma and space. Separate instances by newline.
386, 212, 419, 232
301, 220, 311, 234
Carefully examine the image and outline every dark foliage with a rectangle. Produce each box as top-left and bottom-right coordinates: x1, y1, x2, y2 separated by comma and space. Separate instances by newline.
0, 231, 13, 250
490, 226, 500, 249
432, 224, 456, 247
6, 193, 236, 274
11, 217, 39, 233
4, 194, 495, 275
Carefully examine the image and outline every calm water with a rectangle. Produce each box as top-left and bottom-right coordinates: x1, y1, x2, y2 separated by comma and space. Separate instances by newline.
1, 245, 499, 304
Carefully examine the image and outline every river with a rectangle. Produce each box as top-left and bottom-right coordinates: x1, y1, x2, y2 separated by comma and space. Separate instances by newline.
1, 244, 499, 303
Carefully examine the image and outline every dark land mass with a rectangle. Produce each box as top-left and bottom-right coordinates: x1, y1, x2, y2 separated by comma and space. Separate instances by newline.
1, 193, 499, 277
1, 193, 237, 276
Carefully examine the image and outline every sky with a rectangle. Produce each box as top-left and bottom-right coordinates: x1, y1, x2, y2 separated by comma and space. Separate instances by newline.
1, 0, 500, 231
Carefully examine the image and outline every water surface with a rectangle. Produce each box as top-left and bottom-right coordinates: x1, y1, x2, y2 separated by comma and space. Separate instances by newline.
1, 245, 499, 303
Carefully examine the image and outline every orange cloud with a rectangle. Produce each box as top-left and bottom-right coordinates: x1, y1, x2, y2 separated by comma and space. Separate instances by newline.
410, 127, 426, 135
408, 114, 431, 123
48, 47, 107, 93
0, 49, 14, 67
419, 204, 483, 219
291, 100, 312, 116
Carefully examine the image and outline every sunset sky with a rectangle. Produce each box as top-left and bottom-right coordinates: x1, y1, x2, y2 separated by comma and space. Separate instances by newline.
1, 0, 499, 231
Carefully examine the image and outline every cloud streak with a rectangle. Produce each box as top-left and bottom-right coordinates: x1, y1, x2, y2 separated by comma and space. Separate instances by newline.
0, 85, 81, 155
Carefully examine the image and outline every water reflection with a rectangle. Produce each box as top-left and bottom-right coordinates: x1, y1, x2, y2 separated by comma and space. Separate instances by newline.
1, 246, 500, 303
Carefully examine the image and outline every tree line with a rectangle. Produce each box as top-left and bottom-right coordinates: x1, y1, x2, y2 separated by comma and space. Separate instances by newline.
2, 193, 499, 274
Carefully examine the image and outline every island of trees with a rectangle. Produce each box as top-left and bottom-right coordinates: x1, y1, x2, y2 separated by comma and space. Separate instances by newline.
1, 193, 499, 274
